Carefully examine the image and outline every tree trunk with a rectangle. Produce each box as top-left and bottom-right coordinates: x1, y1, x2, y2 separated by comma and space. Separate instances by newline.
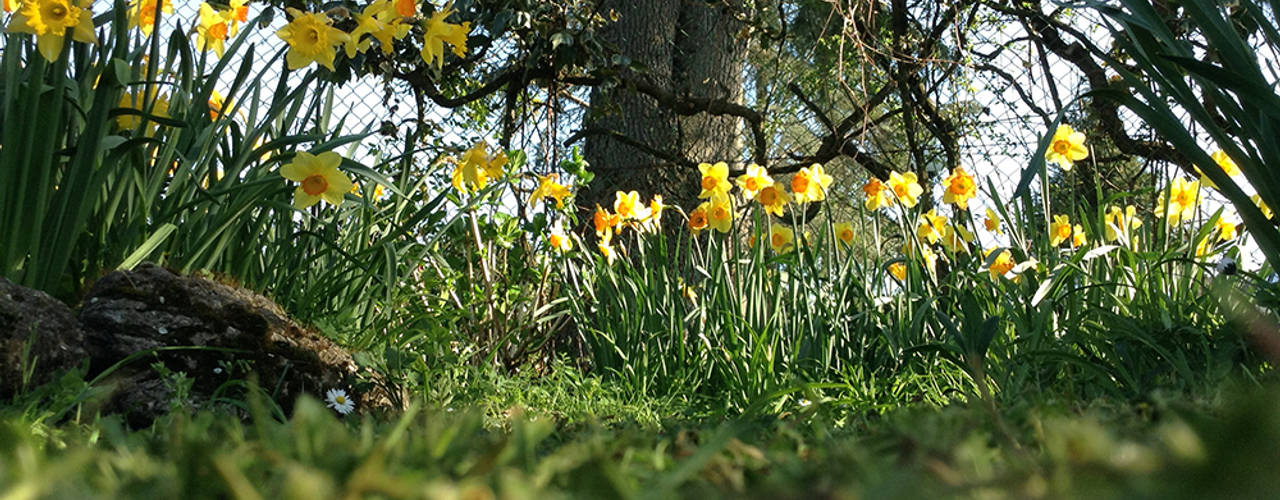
581, 0, 747, 221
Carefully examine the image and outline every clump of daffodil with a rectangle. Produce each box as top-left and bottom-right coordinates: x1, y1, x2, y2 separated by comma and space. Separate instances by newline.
276, 7, 350, 70
1105, 205, 1142, 244
128, 0, 172, 37
698, 162, 732, 199
984, 208, 1003, 234
834, 222, 855, 249
1198, 150, 1243, 189
688, 202, 710, 234
1155, 177, 1201, 226
707, 193, 734, 233
941, 166, 977, 210
985, 247, 1015, 280
888, 261, 907, 281
7, 0, 97, 62
735, 164, 773, 200
887, 171, 923, 208
1046, 124, 1088, 170
1050, 215, 1073, 246
791, 164, 833, 203
755, 184, 790, 217
530, 173, 571, 209
548, 223, 572, 252
1215, 211, 1239, 241
917, 210, 947, 244
281, 151, 354, 209
862, 177, 892, 211
421, 2, 470, 68
769, 225, 795, 254
197, 3, 237, 57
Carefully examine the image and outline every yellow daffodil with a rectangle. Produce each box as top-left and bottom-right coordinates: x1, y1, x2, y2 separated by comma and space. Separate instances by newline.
530, 173, 571, 209
688, 202, 710, 234
128, 0, 172, 37
1199, 150, 1241, 189
7, 0, 96, 62
888, 171, 923, 208
613, 190, 645, 220
1215, 212, 1239, 241
834, 222, 855, 249
598, 233, 617, 264
707, 193, 734, 233
917, 210, 946, 244
548, 223, 572, 252
450, 155, 486, 194
941, 166, 977, 210
1195, 233, 1213, 259
1046, 124, 1088, 170
592, 204, 620, 237
1071, 224, 1087, 248
281, 151, 353, 209
229, 0, 249, 25
984, 208, 1003, 234
938, 224, 973, 254
985, 247, 1015, 279
888, 262, 907, 281
1050, 214, 1073, 246
1253, 194, 1273, 220
769, 225, 795, 253
457, 141, 506, 180
755, 184, 790, 217
208, 89, 227, 120
638, 195, 665, 233
862, 177, 892, 211
1155, 177, 1201, 226
735, 163, 773, 200
1104, 205, 1142, 243
344, 1, 391, 58
421, 3, 470, 68
697, 161, 732, 199
368, 0, 412, 54
117, 90, 170, 131
276, 7, 349, 70
791, 164, 833, 203
196, 3, 236, 57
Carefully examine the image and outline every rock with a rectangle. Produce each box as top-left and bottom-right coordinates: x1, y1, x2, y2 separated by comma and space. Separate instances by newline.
0, 278, 89, 400
79, 263, 386, 426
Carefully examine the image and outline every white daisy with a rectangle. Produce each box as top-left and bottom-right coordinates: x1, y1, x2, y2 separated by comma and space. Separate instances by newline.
325, 388, 355, 415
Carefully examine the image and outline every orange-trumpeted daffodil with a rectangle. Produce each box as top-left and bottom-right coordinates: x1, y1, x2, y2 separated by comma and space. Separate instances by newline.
984, 208, 1002, 234
1071, 224, 1087, 248
1155, 177, 1201, 226
791, 164, 833, 203
281, 151, 353, 209
1046, 124, 1088, 170
769, 225, 795, 254
862, 177, 892, 211
395, 0, 415, 17
548, 223, 572, 252
755, 184, 790, 217
735, 164, 773, 199
1050, 215, 1073, 246
834, 222, 855, 249
707, 193, 734, 233
888, 262, 907, 281
917, 210, 946, 244
941, 166, 977, 210
128, 0, 172, 37
276, 7, 349, 70
229, 0, 249, 24
593, 204, 621, 237
985, 247, 1015, 280
613, 190, 645, 220
7, 0, 97, 62
887, 171, 923, 208
697, 161, 732, 199
421, 3, 470, 68
688, 202, 710, 234
530, 173, 571, 209
196, 3, 236, 57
